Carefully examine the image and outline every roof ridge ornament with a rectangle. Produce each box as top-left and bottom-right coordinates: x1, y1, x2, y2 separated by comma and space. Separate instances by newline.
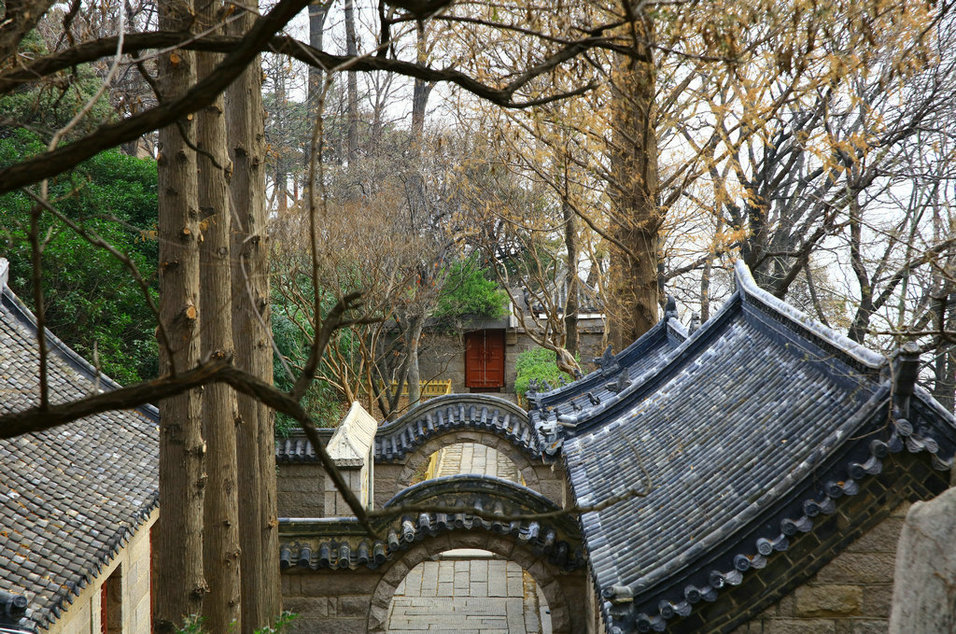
606, 371, 631, 394
593, 344, 621, 377
664, 295, 678, 321
0, 590, 28, 628
891, 341, 921, 417
688, 312, 701, 334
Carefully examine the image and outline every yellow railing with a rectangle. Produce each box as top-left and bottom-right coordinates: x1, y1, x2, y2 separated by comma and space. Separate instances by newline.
388, 379, 453, 398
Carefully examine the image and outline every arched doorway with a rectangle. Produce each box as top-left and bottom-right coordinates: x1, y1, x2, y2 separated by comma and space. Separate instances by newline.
279, 476, 586, 633
386, 549, 551, 632
367, 535, 581, 633
410, 441, 527, 485
393, 442, 545, 632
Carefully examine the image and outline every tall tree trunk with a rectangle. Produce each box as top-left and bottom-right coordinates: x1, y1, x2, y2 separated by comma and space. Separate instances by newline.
410, 22, 434, 145
307, 1, 330, 179
155, 0, 204, 629
847, 202, 873, 344
933, 293, 955, 413
307, 2, 330, 116
197, 3, 241, 628
402, 22, 433, 407
275, 70, 288, 213
562, 197, 579, 357
226, 1, 278, 629
607, 5, 659, 350
406, 314, 426, 409
700, 255, 712, 323
344, 0, 358, 163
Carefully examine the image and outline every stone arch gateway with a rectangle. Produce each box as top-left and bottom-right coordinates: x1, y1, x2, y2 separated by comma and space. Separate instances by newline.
365, 530, 581, 632
278, 475, 587, 633
394, 430, 541, 489
372, 394, 566, 505
374, 394, 539, 461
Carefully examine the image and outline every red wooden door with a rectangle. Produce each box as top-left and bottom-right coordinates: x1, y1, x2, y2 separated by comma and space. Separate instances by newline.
464, 329, 505, 391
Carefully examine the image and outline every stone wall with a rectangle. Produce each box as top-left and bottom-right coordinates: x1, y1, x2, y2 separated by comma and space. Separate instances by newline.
732, 503, 907, 634
278, 463, 325, 518
282, 568, 380, 634
47, 509, 157, 634
280, 454, 566, 518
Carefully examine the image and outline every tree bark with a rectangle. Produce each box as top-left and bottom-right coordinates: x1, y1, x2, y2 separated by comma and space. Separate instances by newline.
226, 0, 279, 628
700, 255, 712, 323
847, 201, 873, 344
410, 21, 434, 145
606, 6, 659, 350
197, 3, 241, 628
307, 2, 330, 118
344, 0, 358, 163
405, 314, 426, 409
932, 293, 955, 413
562, 198, 579, 357
155, 0, 205, 628
275, 69, 288, 213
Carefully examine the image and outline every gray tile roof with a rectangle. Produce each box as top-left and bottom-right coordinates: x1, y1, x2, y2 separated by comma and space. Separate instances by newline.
528, 306, 686, 456
276, 395, 537, 464
557, 262, 956, 633
375, 395, 536, 462
0, 284, 158, 631
278, 474, 584, 571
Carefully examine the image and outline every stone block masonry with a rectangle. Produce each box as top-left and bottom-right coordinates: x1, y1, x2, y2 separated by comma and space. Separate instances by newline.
725, 454, 949, 634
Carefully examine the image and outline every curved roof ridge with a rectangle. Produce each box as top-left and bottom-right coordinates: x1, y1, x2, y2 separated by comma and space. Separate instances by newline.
666, 317, 688, 341
374, 395, 538, 462
733, 260, 885, 370
279, 474, 585, 573
913, 384, 956, 426
530, 314, 687, 411
618, 314, 688, 364
557, 287, 745, 434
382, 473, 560, 511
377, 393, 526, 434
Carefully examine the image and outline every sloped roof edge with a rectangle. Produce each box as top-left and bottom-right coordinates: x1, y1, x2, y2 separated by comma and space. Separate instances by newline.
552, 284, 745, 434
606, 398, 955, 633
327, 401, 377, 465
554, 261, 892, 436
0, 276, 159, 423
529, 314, 686, 412
732, 259, 885, 370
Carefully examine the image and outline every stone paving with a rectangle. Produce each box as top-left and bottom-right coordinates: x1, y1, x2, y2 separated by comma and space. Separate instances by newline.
386, 443, 550, 633
433, 442, 522, 482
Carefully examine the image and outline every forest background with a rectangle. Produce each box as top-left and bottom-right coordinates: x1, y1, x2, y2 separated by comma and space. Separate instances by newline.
0, 0, 954, 631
